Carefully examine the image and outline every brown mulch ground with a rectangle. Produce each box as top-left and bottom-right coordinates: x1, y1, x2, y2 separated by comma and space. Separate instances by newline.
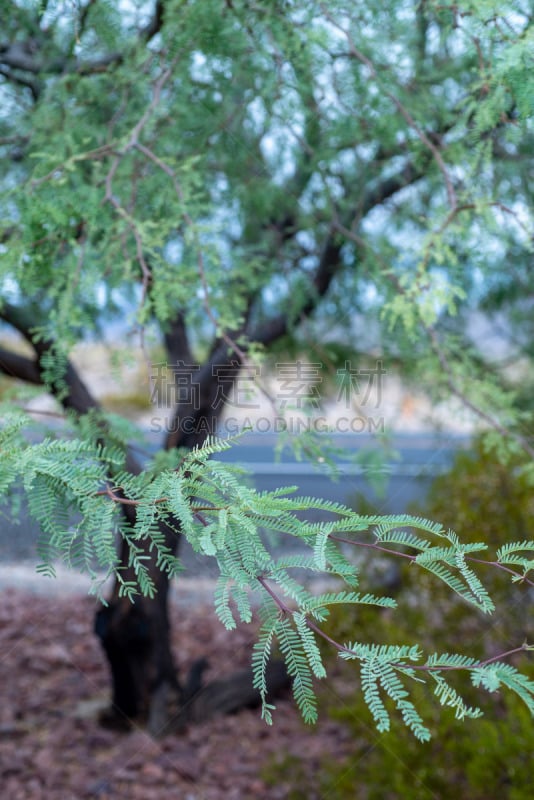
0, 588, 357, 799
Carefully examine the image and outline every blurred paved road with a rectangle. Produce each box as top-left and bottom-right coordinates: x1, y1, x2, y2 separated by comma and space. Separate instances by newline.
215, 432, 465, 513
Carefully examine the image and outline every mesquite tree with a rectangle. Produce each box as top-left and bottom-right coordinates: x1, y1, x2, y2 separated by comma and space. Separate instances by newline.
0, 1, 533, 737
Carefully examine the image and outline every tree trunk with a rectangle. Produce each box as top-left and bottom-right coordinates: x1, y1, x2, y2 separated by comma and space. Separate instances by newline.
95, 582, 290, 735
93, 346, 291, 733
94, 538, 182, 735
95, 593, 180, 733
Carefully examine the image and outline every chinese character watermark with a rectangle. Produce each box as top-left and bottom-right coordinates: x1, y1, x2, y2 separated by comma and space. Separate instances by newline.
212, 360, 261, 409
150, 360, 200, 408
148, 358, 387, 434
336, 360, 386, 409
276, 360, 322, 409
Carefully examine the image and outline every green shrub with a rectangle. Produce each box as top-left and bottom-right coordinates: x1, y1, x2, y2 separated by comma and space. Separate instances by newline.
263, 437, 534, 799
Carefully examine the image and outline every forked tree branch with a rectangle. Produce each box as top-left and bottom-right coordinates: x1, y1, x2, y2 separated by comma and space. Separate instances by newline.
247, 161, 422, 347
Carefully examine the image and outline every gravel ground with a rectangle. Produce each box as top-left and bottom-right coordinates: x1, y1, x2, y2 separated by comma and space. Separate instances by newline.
0, 585, 356, 799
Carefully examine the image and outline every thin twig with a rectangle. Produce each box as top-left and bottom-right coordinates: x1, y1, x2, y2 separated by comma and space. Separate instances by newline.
257, 576, 533, 672
426, 326, 534, 461
257, 575, 292, 615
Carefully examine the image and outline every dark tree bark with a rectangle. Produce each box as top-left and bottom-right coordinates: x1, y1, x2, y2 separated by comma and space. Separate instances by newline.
94, 541, 183, 734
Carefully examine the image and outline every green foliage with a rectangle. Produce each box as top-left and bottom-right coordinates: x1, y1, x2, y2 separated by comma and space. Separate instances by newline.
264, 690, 534, 800
2, 416, 534, 735
415, 436, 534, 544
1, 0, 532, 353
262, 592, 534, 796
0, 0, 533, 744
261, 437, 534, 793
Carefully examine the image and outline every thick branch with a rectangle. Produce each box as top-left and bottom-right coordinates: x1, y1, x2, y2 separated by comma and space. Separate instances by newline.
0, 42, 43, 73
0, 347, 41, 384
0, 302, 99, 416
248, 161, 422, 347
0, 301, 142, 475
142, 0, 165, 41
0, 37, 123, 81
0, 301, 45, 345
77, 0, 97, 41
182, 661, 290, 725
0, 65, 40, 98
164, 339, 242, 450
76, 53, 123, 75
163, 312, 194, 365
165, 162, 426, 436
248, 235, 341, 347
0, 0, 156, 88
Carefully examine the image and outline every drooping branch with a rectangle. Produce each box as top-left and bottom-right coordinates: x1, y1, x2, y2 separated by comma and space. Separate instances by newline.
257, 576, 533, 675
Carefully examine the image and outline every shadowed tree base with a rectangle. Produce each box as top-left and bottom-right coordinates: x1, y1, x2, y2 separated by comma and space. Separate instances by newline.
181, 660, 291, 727
95, 598, 291, 736
97, 660, 291, 735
